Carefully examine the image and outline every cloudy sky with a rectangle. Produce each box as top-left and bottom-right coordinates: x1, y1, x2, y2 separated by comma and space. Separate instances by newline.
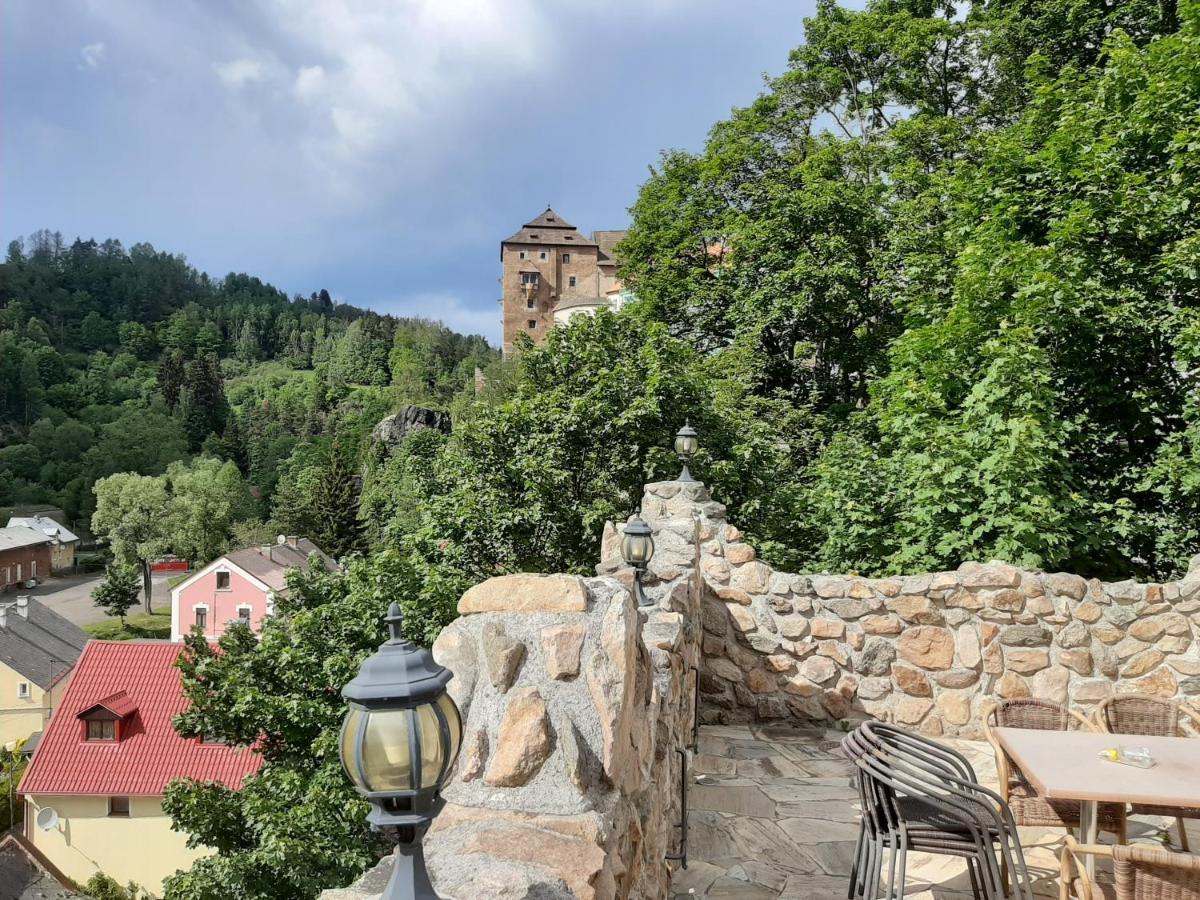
2, 1, 814, 344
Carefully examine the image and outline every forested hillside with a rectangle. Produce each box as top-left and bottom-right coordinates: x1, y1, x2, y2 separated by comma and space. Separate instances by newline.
0, 231, 496, 535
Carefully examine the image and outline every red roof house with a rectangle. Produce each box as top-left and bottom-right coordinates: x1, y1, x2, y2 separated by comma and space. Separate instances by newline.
19, 641, 261, 891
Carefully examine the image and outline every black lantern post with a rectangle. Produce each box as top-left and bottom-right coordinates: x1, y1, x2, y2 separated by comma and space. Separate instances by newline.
674, 422, 699, 482
339, 603, 463, 900
621, 513, 656, 608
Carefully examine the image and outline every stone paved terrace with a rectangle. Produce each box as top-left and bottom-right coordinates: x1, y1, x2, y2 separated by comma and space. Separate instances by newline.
671, 723, 1199, 899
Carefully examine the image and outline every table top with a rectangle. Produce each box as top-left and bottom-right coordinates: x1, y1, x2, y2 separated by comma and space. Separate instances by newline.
994, 727, 1200, 807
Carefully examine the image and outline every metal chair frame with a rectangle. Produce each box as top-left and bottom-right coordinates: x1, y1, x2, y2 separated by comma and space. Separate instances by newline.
843, 724, 1035, 900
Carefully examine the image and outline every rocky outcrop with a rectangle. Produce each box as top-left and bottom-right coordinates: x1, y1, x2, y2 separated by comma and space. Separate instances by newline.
371, 406, 451, 453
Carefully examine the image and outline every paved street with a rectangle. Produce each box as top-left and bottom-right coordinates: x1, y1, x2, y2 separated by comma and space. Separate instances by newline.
10, 572, 176, 627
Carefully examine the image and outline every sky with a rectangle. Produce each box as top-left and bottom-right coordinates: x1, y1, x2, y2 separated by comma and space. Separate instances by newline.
2, 0, 816, 345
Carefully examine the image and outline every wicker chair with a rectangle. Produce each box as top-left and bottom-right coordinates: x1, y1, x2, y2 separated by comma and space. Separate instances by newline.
983, 699, 1127, 840
1094, 695, 1200, 851
1060, 835, 1200, 900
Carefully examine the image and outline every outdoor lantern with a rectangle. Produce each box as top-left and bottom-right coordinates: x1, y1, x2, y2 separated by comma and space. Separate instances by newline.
621, 512, 656, 607
340, 602, 462, 900
674, 422, 699, 482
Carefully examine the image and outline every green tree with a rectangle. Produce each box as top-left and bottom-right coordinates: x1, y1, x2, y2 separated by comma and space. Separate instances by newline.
162, 559, 394, 900
92, 561, 141, 624
165, 457, 257, 566
91, 474, 170, 614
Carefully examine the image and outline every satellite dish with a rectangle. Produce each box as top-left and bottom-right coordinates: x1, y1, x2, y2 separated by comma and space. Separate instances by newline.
276, 534, 286, 545
36, 807, 59, 831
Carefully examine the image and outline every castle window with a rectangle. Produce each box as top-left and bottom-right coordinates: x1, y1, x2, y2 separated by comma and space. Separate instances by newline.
519, 251, 525, 259
521, 273, 539, 286
569, 276, 576, 288
565, 235, 574, 240
562, 253, 571, 263
539, 251, 547, 260
527, 320, 536, 330
527, 296, 535, 309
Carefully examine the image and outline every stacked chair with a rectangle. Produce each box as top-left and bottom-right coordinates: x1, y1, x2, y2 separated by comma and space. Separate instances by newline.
842, 721, 1036, 900
1094, 696, 1200, 853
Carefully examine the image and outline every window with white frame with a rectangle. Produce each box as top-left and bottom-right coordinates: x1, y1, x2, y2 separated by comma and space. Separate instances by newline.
194, 607, 208, 630
236, 606, 251, 626
17, 682, 30, 699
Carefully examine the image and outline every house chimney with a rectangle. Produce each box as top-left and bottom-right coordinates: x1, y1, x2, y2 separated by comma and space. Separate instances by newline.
17, 595, 28, 618
287, 535, 299, 547
260, 545, 272, 558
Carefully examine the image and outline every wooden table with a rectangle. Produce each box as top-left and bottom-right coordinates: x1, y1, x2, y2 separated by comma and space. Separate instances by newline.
994, 728, 1200, 876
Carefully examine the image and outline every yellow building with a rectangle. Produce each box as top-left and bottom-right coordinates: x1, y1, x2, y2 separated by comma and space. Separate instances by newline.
19, 641, 261, 896
0, 595, 86, 751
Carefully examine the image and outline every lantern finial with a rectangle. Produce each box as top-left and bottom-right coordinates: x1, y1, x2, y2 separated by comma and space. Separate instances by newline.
385, 603, 404, 642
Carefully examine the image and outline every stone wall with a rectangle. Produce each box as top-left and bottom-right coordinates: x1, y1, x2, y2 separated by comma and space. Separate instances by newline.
414, 482, 704, 899
661, 487, 1200, 738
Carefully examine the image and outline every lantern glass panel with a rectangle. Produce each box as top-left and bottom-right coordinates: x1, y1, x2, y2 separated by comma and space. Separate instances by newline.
675, 434, 698, 457
437, 693, 462, 771
416, 702, 446, 789
341, 708, 367, 791
621, 532, 654, 565
361, 708, 414, 792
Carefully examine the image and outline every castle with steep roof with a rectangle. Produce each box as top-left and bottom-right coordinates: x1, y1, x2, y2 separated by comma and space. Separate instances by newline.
499, 208, 628, 356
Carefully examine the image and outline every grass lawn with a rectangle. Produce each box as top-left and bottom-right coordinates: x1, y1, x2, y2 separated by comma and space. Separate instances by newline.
84, 609, 172, 640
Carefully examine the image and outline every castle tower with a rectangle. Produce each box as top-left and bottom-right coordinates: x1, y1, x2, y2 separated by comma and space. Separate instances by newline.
499, 207, 624, 356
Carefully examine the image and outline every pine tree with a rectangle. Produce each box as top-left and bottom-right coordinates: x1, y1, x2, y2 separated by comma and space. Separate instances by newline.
310, 445, 363, 558
158, 351, 185, 411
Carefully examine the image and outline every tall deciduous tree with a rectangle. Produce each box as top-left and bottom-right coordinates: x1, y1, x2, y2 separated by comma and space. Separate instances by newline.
91, 474, 170, 614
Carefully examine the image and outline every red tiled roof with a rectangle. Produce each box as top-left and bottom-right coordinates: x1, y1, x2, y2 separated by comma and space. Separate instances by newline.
19, 641, 261, 797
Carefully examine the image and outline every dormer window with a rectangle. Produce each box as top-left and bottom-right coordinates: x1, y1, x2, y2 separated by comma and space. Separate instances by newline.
79, 691, 136, 742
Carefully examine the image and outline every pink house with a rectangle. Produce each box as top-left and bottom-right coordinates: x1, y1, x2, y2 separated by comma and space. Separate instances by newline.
169, 537, 338, 642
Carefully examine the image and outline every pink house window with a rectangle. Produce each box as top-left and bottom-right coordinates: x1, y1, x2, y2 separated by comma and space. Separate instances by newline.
195, 608, 207, 629
216, 571, 231, 590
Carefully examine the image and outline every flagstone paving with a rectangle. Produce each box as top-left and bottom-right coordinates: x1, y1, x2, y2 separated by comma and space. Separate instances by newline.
671, 723, 1199, 899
